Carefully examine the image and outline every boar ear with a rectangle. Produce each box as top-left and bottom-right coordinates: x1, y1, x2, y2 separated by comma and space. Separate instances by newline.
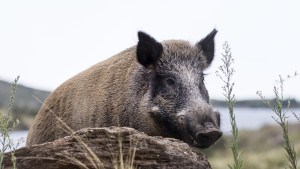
197, 29, 217, 65
137, 31, 163, 68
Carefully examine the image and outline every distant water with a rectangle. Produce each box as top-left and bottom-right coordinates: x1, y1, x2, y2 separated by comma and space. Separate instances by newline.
218, 107, 300, 134
7, 108, 300, 149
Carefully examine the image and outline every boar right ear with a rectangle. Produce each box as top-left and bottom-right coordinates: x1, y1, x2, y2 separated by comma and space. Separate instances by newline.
136, 31, 163, 68
197, 29, 217, 65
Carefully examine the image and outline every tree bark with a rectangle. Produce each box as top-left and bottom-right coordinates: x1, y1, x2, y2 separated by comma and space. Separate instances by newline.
4, 127, 212, 169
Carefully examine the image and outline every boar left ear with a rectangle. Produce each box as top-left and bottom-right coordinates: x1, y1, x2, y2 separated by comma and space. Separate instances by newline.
137, 31, 163, 68
197, 29, 217, 65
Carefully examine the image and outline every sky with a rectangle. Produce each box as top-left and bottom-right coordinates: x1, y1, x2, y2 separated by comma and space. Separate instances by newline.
1, 0, 300, 100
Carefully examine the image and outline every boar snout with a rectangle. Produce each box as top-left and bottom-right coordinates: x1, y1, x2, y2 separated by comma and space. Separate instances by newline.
195, 122, 222, 148
184, 111, 222, 148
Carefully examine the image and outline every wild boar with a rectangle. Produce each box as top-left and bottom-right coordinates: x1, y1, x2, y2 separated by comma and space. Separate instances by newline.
26, 29, 222, 148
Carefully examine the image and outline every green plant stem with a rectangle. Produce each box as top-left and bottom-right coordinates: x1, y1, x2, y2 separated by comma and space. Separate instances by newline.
216, 42, 243, 169
257, 75, 298, 169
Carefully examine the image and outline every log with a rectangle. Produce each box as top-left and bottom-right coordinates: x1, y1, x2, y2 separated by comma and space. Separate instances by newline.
4, 127, 212, 169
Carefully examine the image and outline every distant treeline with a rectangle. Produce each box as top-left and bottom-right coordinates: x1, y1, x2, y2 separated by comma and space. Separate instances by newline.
211, 98, 300, 108
0, 80, 50, 112
0, 80, 50, 130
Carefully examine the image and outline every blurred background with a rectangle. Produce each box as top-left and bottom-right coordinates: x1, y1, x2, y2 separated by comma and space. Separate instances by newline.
1, 1, 300, 168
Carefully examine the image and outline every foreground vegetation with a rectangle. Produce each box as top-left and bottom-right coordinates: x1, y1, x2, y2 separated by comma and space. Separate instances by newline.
213, 41, 299, 169
206, 123, 300, 169
0, 77, 20, 169
257, 74, 298, 169
216, 41, 243, 169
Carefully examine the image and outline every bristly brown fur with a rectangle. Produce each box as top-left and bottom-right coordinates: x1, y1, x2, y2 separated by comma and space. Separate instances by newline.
26, 31, 221, 148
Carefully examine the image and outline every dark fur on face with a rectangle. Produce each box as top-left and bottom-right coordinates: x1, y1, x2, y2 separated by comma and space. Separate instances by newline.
136, 30, 222, 148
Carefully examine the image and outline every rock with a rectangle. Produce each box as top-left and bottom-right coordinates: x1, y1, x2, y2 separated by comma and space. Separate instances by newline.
4, 127, 212, 169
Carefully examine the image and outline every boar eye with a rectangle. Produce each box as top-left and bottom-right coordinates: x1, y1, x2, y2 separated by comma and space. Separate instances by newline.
165, 77, 176, 87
